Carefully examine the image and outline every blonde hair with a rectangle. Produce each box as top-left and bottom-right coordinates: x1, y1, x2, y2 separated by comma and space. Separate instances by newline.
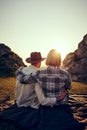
46, 49, 61, 67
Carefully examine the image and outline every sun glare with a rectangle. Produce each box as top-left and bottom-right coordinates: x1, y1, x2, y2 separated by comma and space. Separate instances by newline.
50, 41, 68, 61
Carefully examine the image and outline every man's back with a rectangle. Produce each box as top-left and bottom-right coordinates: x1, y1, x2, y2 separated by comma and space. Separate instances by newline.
15, 65, 39, 109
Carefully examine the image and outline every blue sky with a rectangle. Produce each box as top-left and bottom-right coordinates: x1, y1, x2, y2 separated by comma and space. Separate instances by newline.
0, 0, 87, 65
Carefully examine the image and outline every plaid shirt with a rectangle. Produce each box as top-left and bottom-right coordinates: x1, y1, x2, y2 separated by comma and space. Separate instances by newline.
16, 66, 72, 105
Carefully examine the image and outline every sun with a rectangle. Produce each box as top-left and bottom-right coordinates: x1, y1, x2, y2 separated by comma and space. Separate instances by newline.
50, 41, 68, 61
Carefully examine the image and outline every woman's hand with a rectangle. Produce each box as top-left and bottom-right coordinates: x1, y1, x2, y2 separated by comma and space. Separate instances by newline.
57, 88, 68, 101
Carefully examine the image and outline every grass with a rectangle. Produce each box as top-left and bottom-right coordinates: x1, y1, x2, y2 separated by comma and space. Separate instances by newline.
0, 77, 16, 102
69, 82, 87, 95
0, 77, 87, 102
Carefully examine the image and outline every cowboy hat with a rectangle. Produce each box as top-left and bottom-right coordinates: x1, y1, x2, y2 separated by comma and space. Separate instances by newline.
26, 52, 45, 63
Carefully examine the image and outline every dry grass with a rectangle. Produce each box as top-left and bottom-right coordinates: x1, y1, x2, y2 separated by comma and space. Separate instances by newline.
0, 77, 16, 102
69, 82, 87, 95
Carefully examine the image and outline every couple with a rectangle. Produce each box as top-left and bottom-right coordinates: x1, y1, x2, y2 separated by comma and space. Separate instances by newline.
1, 49, 84, 130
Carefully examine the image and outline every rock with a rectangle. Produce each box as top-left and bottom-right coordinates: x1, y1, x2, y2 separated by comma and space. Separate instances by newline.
0, 43, 26, 77
62, 34, 87, 83
0, 43, 11, 57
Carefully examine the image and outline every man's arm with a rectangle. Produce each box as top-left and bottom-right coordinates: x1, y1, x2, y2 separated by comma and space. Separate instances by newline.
35, 83, 67, 106
35, 83, 56, 106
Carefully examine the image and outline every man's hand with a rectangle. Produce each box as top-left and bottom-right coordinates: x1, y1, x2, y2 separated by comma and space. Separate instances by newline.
57, 88, 68, 101
18, 66, 24, 70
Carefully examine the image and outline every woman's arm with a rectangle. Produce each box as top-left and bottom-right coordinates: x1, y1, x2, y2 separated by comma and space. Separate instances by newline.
16, 69, 37, 84
65, 72, 72, 90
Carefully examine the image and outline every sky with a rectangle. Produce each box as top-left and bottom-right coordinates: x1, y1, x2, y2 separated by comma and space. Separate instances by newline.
0, 0, 87, 65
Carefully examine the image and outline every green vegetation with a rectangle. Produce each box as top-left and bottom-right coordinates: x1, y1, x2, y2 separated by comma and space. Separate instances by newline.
0, 78, 87, 102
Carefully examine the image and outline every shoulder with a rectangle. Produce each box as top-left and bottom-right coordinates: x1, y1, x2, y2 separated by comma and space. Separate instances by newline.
38, 67, 47, 73
34, 68, 47, 76
21, 66, 37, 74
60, 68, 71, 76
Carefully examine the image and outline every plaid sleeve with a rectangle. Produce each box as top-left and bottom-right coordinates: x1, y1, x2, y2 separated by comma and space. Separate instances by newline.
66, 72, 72, 89
16, 69, 37, 84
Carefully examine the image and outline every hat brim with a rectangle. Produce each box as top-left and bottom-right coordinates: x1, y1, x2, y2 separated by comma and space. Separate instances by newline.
26, 58, 45, 63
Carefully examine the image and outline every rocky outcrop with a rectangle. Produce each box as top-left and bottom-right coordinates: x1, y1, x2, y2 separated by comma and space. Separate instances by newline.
62, 34, 87, 83
0, 43, 26, 77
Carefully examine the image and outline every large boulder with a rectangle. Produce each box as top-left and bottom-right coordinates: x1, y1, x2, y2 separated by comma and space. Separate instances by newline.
62, 34, 87, 83
0, 43, 26, 77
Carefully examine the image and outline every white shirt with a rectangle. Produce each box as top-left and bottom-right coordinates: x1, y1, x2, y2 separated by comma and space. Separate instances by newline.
15, 65, 56, 109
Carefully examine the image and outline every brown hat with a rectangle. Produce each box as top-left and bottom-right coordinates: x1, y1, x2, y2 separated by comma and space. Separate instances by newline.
26, 52, 45, 63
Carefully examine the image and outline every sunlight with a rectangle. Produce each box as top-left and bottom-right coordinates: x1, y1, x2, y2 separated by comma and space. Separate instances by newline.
50, 41, 68, 61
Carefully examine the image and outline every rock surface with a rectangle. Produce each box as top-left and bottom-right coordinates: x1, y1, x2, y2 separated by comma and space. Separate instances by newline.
0, 43, 26, 77
62, 34, 87, 83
